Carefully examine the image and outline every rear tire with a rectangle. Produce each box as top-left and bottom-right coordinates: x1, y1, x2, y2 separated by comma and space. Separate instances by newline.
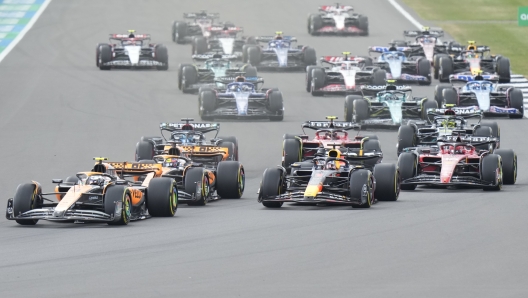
244, 65, 258, 77
184, 167, 208, 206
397, 125, 416, 156
434, 84, 452, 107
148, 178, 178, 216
155, 44, 168, 70
373, 164, 400, 201
353, 98, 370, 121
13, 183, 40, 225
345, 95, 361, 122
311, 68, 325, 96
199, 90, 216, 120
282, 139, 301, 173
358, 16, 369, 36
217, 136, 239, 161
174, 21, 187, 44
308, 14, 323, 35
178, 63, 193, 90
269, 91, 284, 121
247, 46, 260, 66
216, 161, 245, 199
303, 47, 317, 65
433, 54, 449, 80
306, 66, 319, 92
442, 88, 458, 106
439, 57, 453, 82
421, 98, 438, 120
417, 58, 431, 85
135, 141, 154, 161
192, 36, 208, 55
497, 57, 511, 83
372, 69, 387, 85
182, 66, 198, 93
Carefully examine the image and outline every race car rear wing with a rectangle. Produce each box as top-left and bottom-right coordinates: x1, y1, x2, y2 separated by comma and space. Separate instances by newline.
320, 56, 366, 63
427, 106, 483, 118
208, 26, 243, 33
368, 46, 412, 54
319, 5, 354, 12
449, 74, 499, 84
105, 161, 162, 174
192, 53, 238, 61
254, 36, 297, 42
214, 76, 264, 85
109, 34, 151, 40
437, 135, 498, 146
184, 12, 219, 19
159, 122, 220, 134
404, 28, 444, 38
302, 121, 359, 130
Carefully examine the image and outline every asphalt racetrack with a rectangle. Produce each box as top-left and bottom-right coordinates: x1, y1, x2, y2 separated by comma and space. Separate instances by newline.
0, 1, 527, 297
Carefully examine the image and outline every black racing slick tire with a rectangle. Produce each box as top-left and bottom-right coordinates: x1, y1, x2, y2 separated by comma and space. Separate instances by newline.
98, 44, 112, 70
373, 163, 400, 201
372, 69, 386, 85
217, 161, 245, 199
397, 125, 416, 156
173, 21, 187, 44
494, 149, 517, 185
104, 185, 131, 225
244, 65, 258, 77
135, 140, 155, 161
268, 91, 284, 121
398, 152, 418, 190
311, 68, 325, 96
350, 169, 374, 208
497, 57, 511, 83
182, 66, 198, 93
12, 183, 41, 225
306, 66, 319, 92
434, 84, 452, 107
308, 14, 323, 35
178, 63, 193, 91
417, 58, 431, 86
95, 43, 107, 67
192, 36, 208, 55
442, 88, 458, 107
199, 90, 216, 120
218, 136, 239, 161
353, 98, 370, 122
148, 177, 178, 216
344, 95, 361, 122
217, 141, 236, 161
439, 56, 453, 82
508, 88, 524, 119
259, 168, 284, 208
155, 44, 169, 70
303, 47, 317, 65
421, 98, 438, 120
282, 138, 301, 174
358, 15, 369, 36
433, 54, 449, 80
481, 154, 502, 191
247, 46, 260, 66
184, 167, 208, 206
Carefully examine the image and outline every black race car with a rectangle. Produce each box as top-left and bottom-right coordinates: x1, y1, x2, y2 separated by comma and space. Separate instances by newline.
307, 4, 368, 36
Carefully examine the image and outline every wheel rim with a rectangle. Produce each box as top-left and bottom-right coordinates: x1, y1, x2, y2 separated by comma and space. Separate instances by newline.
238, 167, 245, 196
171, 187, 178, 213
124, 194, 131, 223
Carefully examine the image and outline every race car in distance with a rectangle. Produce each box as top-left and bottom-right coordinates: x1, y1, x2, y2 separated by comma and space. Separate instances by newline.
435, 41, 511, 83
96, 30, 168, 70
344, 82, 438, 127
198, 76, 284, 120
434, 79, 524, 118
135, 119, 240, 162
259, 116, 400, 208
191, 24, 247, 59
307, 4, 368, 36
244, 32, 317, 71
393, 27, 445, 62
172, 10, 220, 44
178, 54, 258, 93
307, 52, 387, 96
396, 105, 500, 155
5, 158, 178, 226
368, 45, 431, 85
398, 136, 517, 190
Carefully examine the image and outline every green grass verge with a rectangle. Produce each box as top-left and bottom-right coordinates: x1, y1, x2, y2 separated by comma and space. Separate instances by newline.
403, 0, 528, 76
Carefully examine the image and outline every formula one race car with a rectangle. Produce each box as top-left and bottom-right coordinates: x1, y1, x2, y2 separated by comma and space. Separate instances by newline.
135, 119, 240, 162
243, 32, 317, 71
191, 24, 247, 59
307, 4, 368, 36
368, 45, 431, 85
172, 10, 220, 44
434, 41, 511, 83
344, 82, 438, 127
398, 136, 517, 190
259, 118, 400, 208
393, 27, 445, 62
96, 30, 168, 70
306, 52, 387, 96
5, 158, 179, 226
396, 105, 501, 155
198, 76, 284, 120
434, 79, 524, 118
178, 54, 258, 93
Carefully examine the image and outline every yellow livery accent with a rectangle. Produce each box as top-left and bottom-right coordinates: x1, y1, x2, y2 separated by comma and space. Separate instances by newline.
304, 185, 322, 197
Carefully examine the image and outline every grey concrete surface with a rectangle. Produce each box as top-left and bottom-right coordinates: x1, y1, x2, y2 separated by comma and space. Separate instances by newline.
0, 1, 526, 297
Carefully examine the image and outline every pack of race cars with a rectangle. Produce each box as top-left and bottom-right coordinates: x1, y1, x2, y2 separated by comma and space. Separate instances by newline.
6, 6, 522, 225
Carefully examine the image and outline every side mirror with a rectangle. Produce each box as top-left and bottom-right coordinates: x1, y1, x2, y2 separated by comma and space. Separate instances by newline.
52, 179, 63, 184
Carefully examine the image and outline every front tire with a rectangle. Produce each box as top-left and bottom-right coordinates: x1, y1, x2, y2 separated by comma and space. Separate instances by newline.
13, 183, 40, 225
259, 168, 284, 208
373, 163, 400, 201
104, 185, 131, 225
216, 161, 245, 199
148, 178, 178, 216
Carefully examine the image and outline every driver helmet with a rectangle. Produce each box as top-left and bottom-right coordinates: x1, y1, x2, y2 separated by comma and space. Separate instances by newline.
325, 131, 337, 139
444, 109, 456, 116
315, 148, 326, 157
442, 118, 457, 128
474, 71, 484, 81
235, 76, 246, 82
128, 30, 135, 38
340, 63, 348, 70
388, 45, 397, 51
87, 176, 105, 186
274, 32, 283, 40
325, 160, 337, 170
467, 41, 476, 51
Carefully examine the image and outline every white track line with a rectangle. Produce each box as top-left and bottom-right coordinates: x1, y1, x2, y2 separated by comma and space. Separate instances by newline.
0, 0, 52, 64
